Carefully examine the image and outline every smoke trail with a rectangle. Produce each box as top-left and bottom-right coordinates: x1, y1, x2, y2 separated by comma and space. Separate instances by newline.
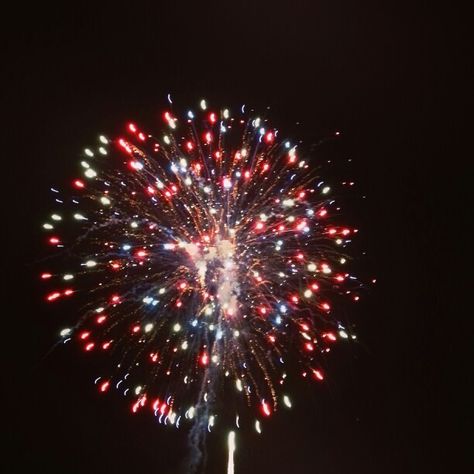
186, 411, 208, 473
186, 360, 218, 473
185, 237, 237, 472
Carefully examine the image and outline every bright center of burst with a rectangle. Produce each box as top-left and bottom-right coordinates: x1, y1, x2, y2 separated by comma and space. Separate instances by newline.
183, 236, 239, 318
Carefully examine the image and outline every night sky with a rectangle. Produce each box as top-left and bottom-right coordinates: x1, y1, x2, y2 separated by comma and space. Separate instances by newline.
5, 3, 466, 473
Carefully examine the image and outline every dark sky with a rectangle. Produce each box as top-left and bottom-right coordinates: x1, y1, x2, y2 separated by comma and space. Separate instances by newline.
4, 2, 467, 473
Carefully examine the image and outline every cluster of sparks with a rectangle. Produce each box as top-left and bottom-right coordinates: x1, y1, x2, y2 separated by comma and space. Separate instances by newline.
41, 99, 364, 437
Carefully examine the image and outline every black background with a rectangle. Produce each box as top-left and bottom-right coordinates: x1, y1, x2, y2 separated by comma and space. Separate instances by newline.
4, 2, 468, 473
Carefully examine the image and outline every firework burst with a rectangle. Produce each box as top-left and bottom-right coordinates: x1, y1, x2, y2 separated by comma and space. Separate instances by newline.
40, 99, 362, 437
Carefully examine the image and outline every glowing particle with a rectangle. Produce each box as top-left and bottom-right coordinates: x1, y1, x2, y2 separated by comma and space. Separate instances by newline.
84, 168, 97, 178
130, 161, 144, 171
283, 395, 292, 408
144, 323, 154, 333
261, 400, 271, 417
312, 369, 324, 381
47, 291, 61, 302
321, 263, 331, 274
207, 415, 215, 432
255, 420, 262, 434
200, 352, 209, 366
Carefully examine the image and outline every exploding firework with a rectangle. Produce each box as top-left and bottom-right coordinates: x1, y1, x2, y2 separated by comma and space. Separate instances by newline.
40, 99, 363, 441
